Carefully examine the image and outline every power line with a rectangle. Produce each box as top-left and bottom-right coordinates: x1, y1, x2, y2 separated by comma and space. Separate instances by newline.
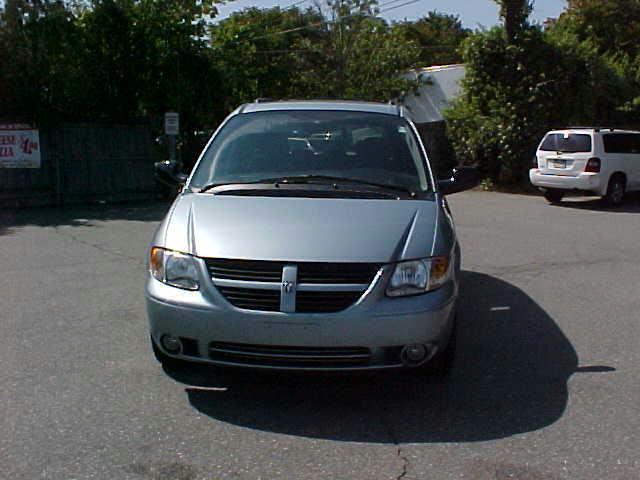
224, 20, 325, 44
214, 0, 314, 44
214, 0, 426, 47
377, 0, 414, 9
251, 44, 459, 55
380, 0, 422, 14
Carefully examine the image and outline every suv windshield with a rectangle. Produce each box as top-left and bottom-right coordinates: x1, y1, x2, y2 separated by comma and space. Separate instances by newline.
189, 110, 431, 192
540, 133, 592, 153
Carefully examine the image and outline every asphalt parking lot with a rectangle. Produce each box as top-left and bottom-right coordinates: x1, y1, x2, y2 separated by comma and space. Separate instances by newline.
2, 191, 639, 480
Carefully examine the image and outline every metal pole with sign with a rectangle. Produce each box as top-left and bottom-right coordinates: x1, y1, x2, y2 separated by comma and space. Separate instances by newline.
164, 112, 179, 163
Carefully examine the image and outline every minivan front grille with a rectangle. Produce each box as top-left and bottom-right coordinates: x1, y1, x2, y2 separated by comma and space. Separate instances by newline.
216, 286, 280, 312
206, 259, 380, 285
208, 342, 372, 368
206, 258, 381, 313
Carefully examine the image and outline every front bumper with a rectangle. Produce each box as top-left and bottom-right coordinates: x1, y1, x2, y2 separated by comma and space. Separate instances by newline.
529, 169, 605, 195
146, 269, 457, 371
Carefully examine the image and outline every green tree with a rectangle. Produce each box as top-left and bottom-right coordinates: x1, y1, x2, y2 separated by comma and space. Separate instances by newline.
554, 0, 640, 59
77, 0, 141, 120
131, 0, 221, 118
289, 0, 421, 101
552, 0, 640, 112
210, 1, 421, 104
393, 11, 469, 67
495, 0, 532, 42
210, 5, 321, 114
0, 0, 84, 124
0, 0, 222, 130
76, 0, 221, 121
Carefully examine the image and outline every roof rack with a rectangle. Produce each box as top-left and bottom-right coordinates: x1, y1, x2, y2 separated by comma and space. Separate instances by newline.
254, 97, 275, 103
564, 126, 615, 132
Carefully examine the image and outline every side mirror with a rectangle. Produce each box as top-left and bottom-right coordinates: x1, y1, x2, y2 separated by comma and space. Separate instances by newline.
154, 160, 187, 187
437, 166, 481, 195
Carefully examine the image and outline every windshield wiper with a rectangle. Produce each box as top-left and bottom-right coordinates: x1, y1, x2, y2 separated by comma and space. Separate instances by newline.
254, 175, 417, 196
196, 175, 417, 197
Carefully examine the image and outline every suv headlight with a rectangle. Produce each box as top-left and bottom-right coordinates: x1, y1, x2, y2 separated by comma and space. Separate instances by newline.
150, 247, 200, 290
386, 257, 451, 297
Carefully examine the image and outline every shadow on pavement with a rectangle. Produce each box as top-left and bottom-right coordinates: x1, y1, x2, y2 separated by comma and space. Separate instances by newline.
552, 192, 640, 213
0, 201, 171, 236
164, 271, 595, 443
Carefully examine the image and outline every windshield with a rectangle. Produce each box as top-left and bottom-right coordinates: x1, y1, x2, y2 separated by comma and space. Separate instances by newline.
539, 133, 592, 153
189, 110, 431, 192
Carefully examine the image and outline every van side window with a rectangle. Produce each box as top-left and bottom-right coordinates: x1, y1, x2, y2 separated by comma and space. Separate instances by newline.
603, 134, 640, 154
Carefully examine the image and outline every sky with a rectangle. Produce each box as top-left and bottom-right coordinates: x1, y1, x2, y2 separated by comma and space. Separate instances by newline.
215, 0, 568, 28
0, 0, 567, 28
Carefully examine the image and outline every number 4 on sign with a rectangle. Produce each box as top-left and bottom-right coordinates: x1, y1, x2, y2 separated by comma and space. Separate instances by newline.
20, 137, 37, 154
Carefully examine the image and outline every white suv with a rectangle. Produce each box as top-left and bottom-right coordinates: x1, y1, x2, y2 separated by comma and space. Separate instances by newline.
529, 128, 640, 206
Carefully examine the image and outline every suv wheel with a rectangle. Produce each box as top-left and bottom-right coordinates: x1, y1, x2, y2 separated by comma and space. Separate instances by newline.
543, 189, 564, 203
605, 175, 626, 206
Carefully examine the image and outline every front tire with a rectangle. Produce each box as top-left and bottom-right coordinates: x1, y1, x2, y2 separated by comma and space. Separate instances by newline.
604, 175, 626, 206
543, 189, 564, 204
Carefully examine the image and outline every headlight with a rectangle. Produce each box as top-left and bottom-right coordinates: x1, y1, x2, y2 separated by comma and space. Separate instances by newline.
150, 247, 200, 290
386, 257, 450, 297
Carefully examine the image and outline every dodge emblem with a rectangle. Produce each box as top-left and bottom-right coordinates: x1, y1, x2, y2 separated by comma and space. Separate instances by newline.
282, 280, 295, 293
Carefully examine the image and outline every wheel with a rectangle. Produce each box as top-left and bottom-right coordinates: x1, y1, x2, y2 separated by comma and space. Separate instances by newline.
543, 189, 564, 203
417, 319, 457, 378
604, 175, 626, 206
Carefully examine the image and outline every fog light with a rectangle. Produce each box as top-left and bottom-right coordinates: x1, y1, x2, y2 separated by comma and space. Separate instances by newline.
401, 344, 428, 366
161, 335, 181, 353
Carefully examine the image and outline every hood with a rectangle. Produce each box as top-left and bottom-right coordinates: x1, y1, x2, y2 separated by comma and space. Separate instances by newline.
161, 193, 439, 263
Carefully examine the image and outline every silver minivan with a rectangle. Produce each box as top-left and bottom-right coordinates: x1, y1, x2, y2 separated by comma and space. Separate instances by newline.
147, 101, 479, 375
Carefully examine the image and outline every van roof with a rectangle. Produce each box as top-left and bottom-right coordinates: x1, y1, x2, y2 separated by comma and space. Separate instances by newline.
239, 100, 403, 117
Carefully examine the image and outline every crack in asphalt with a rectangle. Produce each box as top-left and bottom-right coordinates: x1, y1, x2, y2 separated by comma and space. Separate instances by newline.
53, 226, 144, 265
395, 445, 409, 480
380, 414, 410, 480
471, 255, 637, 278
0, 258, 136, 275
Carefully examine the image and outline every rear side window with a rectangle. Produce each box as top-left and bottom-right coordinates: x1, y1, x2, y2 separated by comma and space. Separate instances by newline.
603, 134, 640, 154
540, 133, 592, 153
